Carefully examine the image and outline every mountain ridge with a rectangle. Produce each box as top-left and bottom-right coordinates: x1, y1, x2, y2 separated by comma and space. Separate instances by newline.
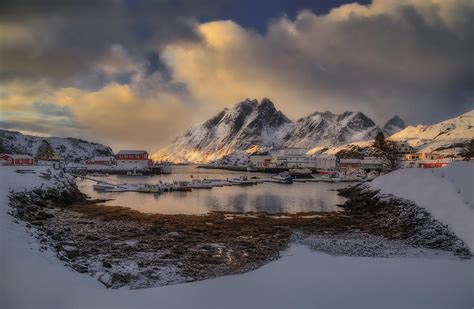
153, 98, 403, 163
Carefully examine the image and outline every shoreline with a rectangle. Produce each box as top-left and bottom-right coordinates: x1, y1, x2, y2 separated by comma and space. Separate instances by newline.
7, 176, 471, 289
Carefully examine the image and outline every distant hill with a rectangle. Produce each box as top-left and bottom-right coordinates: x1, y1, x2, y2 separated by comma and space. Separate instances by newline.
0, 129, 113, 163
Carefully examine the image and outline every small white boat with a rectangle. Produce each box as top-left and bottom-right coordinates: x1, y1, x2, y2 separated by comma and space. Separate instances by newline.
229, 176, 255, 186
172, 181, 192, 191
319, 173, 341, 183
189, 179, 213, 189
93, 183, 118, 191
136, 184, 163, 193
246, 166, 258, 172
270, 172, 293, 184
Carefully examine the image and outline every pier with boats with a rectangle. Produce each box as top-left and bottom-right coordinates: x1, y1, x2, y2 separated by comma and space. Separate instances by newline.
75, 168, 375, 197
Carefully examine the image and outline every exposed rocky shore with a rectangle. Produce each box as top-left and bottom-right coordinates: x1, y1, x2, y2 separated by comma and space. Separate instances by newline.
8, 179, 471, 289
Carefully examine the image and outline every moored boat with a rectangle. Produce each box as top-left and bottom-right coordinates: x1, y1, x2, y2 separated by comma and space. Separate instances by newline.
319, 172, 341, 183
270, 171, 293, 184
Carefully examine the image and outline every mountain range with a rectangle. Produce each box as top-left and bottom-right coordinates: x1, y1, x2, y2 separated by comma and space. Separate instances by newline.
153, 98, 406, 163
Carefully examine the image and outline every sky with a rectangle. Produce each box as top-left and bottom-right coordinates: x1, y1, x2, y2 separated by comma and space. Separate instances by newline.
0, 0, 473, 151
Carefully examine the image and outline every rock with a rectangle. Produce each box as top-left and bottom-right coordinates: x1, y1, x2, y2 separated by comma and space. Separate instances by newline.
61, 245, 79, 259
102, 260, 112, 268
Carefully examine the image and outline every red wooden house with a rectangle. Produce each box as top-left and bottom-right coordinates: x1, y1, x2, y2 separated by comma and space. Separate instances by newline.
0, 154, 35, 165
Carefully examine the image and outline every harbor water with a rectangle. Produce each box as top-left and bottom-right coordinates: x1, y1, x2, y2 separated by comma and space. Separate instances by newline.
76, 165, 348, 214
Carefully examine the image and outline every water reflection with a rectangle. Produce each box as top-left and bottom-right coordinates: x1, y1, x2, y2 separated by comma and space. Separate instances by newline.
76, 165, 348, 215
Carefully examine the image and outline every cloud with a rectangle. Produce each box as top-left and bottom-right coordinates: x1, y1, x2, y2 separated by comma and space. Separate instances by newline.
163, 0, 474, 124
0, 0, 215, 86
1, 0, 473, 152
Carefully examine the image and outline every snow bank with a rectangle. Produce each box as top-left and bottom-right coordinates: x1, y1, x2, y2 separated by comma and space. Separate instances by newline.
370, 162, 474, 252
1, 166, 473, 308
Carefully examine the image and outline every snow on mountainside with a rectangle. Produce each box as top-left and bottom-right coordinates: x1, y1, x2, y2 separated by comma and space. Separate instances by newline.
154, 98, 292, 163
383, 115, 406, 136
310, 110, 474, 158
389, 110, 474, 156
283, 111, 380, 149
0, 129, 113, 162
153, 98, 389, 163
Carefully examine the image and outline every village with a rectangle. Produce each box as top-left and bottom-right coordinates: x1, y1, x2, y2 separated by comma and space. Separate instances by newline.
1, 138, 469, 194
247, 142, 454, 173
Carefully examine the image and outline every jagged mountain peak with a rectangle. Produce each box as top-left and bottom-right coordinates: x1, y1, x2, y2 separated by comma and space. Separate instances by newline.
383, 115, 406, 135
154, 100, 382, 163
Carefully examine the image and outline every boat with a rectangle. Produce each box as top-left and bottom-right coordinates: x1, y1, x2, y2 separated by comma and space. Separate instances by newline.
270, 172, 293, 184
136, 184, 163, 194
93, 182, 120, 191
229, 176, 255, 186
188, 179, 213, 189
319, 172, 341, 183
15, 169, 36, 174
126, 170, 143, 176
289, 167, 312, 176
172, 181, 192, 191
246, 166, 258, 172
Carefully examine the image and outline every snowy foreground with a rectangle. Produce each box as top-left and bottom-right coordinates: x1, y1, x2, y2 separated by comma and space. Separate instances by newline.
370, 162, 473, 253
1, 166, 473, 308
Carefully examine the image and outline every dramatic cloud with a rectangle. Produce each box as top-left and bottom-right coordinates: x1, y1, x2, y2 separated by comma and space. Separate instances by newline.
0, 0, 214, 85
1, 0, 473, 151
163, 0, 474, 124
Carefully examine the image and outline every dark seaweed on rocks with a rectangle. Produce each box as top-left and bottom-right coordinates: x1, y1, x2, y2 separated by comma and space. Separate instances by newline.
8, 177, 471, 290
337, 184, 471, 256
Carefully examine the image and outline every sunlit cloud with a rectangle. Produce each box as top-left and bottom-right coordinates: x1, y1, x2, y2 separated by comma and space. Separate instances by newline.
0, 0, 472, 151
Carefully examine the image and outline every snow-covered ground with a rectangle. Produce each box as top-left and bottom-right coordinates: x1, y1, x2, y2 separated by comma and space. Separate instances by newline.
1, 165, 473, 308
370, 162, 473, 253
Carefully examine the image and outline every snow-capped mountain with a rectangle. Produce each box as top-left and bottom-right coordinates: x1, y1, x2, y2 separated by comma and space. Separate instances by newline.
309, 109, 474, 158
282, 111, 381, 148
0, 129, 113, 162
154, 98, 292, 163
153, 98, 389, 163
388, 110, 474, 155
383, 115, 406, 136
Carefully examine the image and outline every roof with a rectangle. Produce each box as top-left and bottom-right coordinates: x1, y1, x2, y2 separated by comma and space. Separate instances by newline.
0, 154, 33, 159
116, 150, 148, 155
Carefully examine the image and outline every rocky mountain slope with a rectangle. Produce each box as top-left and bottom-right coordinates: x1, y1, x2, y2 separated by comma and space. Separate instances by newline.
0, 129, 113, 162
282, 111, 380, 148
154, 98, 396, 163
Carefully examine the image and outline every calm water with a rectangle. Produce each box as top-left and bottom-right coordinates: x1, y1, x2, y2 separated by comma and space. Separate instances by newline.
76, 165, 348, 214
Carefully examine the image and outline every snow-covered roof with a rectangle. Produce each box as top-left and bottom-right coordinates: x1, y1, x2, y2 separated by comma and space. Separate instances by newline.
116, 150, 148, 155
0, 154, 33, 159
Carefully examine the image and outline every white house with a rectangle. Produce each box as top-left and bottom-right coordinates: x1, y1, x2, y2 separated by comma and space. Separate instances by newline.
270, 148, 315, 168
314, 155, 338, 170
